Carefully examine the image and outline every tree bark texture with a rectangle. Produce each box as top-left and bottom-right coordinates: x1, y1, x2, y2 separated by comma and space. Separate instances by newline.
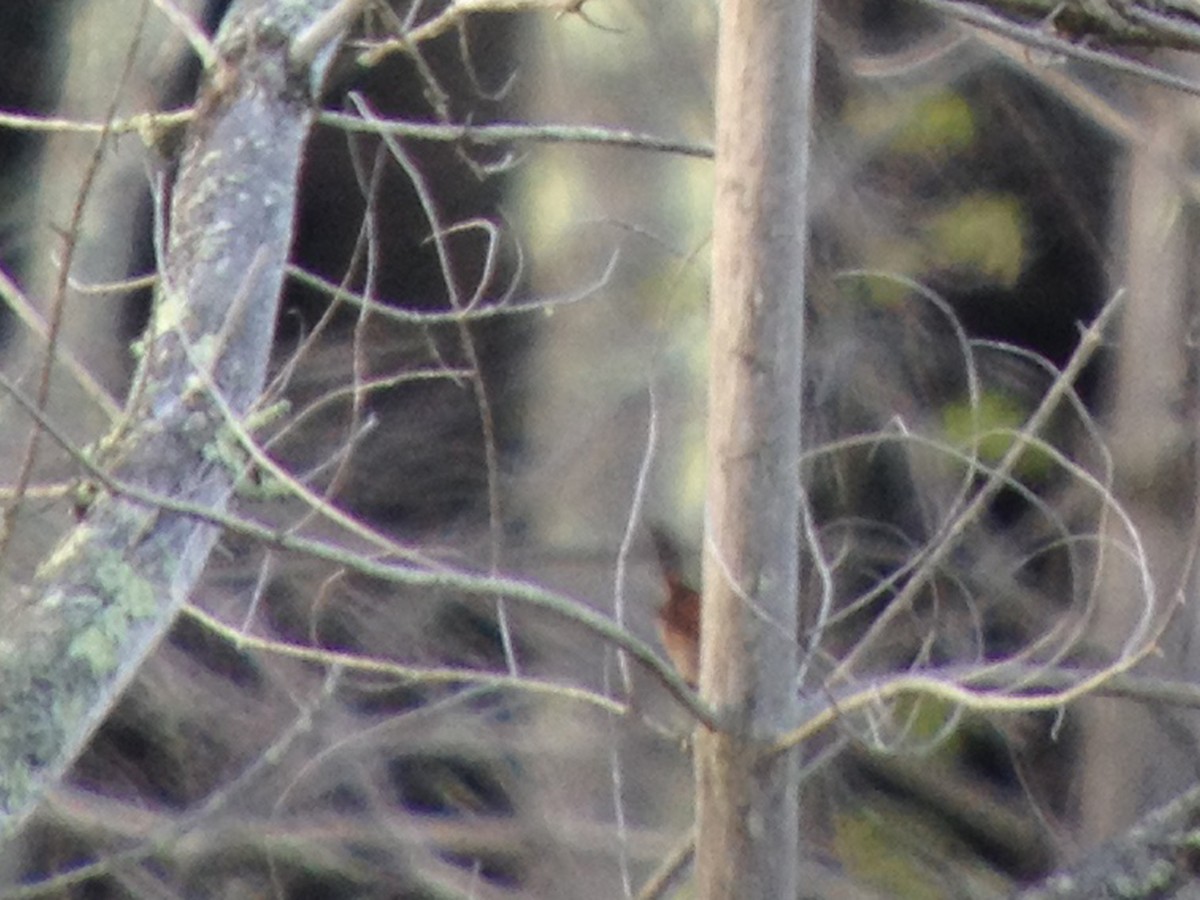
0, 0, 343, 837
695, 0, 816, 897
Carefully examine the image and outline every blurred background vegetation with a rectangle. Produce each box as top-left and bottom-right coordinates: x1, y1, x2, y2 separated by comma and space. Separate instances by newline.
0, 0, 1192, 897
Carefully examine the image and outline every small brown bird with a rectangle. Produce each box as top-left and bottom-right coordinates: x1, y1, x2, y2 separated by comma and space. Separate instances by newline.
649, 527, 701, 687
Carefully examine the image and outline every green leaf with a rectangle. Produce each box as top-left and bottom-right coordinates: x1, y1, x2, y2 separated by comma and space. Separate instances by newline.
925, 194, 1026, 287
892, 91, 976, 157
942, 391, 1052, 481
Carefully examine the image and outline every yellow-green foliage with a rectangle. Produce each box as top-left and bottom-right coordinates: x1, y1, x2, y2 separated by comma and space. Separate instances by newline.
833, 793, 1008, 899
891, 91, 976, 158
846, 88, 975, 159
886, 693, 966, 755
835, 808, 951, 900
941, 391, 1052, 481
832, 269, 924, 309
925, 194, 1026, 287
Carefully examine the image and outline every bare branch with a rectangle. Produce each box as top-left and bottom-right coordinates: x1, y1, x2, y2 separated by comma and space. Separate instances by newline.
0, 0, 350, 836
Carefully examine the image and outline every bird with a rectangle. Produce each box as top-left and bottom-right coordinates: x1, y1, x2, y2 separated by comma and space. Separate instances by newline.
649, 526, 701, 687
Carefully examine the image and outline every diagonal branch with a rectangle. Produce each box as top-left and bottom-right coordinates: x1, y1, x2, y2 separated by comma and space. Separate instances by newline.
0, 0, 348, 838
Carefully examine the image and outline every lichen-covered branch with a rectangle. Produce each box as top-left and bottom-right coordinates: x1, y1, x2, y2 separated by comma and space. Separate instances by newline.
0, 0, 344, 836
1017, 782, 1200, 898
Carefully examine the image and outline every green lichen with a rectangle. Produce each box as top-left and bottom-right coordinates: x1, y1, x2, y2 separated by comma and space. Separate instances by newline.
201, 400, 292, 497
68, 626, 119, 675
94, 555, 157, 619
65, 554, 158, 676
151, 283, 190, 334
189, 333, 219, 371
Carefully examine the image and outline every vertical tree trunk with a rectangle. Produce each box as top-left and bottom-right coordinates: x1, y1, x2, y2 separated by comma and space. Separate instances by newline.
696, 0, 816, 896
1077, 66, 1200, 846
